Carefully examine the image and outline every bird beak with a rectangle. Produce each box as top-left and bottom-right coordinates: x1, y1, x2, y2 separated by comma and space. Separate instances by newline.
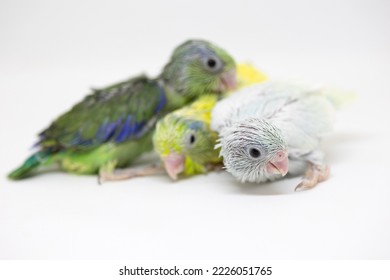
162, 153, 185, 180
266, 150, 289, 176
219, 68, 237, 92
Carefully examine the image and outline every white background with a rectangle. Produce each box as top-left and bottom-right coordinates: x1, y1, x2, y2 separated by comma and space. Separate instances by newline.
1, 0, 389, 259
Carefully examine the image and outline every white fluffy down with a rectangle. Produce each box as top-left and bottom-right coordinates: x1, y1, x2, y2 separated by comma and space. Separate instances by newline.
212, 80, 340, 182
217, 118, 286, 183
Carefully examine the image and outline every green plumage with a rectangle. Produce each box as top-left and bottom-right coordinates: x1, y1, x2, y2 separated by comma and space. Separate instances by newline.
40, 76, 161, 150
153, 94, 221, 178
8, 39, 236, 180
8, 151, 50, 180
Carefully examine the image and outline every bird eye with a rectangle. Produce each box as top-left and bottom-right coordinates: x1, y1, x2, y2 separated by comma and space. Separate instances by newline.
187, 133, 196, 145
207, 58, 216, 68
249, 148, 261, 158
203, 56, 222, 72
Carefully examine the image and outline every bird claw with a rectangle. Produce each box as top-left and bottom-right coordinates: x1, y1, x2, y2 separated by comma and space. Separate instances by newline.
295, 164, 330, 191
98, 160, 118, 185
98, 171, 112, 185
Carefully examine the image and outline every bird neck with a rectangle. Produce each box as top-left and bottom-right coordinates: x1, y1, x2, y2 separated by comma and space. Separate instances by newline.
160, 81, 195, 112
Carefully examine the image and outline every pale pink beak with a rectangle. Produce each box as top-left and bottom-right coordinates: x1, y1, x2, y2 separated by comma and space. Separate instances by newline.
266, 150, 289, 176
162, 153, 185, 180
219, 68, 237, 92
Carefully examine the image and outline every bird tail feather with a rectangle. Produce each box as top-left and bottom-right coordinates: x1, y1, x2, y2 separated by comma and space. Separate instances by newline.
8, 151, 50, 180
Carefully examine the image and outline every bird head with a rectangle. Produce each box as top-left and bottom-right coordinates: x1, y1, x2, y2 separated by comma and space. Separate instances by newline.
160, 39, 237, 100
218, 118, 289, 183
153, 102, 219, 180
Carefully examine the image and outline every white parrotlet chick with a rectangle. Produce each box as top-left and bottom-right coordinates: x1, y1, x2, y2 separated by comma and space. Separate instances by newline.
211, 81, 349, 191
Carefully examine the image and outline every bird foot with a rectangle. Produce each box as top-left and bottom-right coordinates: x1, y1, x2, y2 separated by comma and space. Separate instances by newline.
98, 163, 164, 184
295, 164, 330, 191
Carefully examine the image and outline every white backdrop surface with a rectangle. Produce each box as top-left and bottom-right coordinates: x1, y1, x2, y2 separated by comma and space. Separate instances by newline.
0, 0, 389, 259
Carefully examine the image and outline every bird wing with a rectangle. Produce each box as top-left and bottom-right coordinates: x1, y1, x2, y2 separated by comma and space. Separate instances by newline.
38, 75, 166, 151
272, 93, 335, 153
251, 82, 336, 153
211, 82, 299, 132
212, 81, 336, 153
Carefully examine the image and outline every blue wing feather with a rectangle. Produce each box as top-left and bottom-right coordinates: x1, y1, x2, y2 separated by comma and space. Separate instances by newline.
39, 76, 167, 150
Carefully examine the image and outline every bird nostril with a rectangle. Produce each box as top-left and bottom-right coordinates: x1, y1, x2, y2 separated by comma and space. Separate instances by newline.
277, 151, 287, 160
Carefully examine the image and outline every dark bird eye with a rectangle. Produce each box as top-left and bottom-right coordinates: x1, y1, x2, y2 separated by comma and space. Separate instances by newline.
249, 148, 261, 158
207, 58, 216, 68
188, 133, 196, 145
203, 57, 222, 72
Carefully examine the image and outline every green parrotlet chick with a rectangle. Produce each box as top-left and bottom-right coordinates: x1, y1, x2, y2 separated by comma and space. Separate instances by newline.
8, 39, 236, 180
211, 81, 353, 191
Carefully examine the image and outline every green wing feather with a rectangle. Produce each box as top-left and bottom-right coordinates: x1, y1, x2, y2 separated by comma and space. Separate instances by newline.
38, 75, 165, 151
